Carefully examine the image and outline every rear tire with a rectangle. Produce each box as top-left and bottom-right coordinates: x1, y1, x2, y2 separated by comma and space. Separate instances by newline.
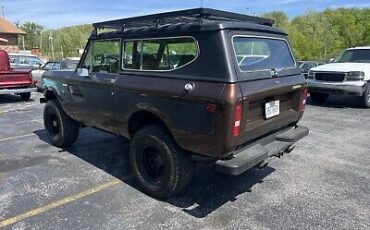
130, 125, 193, 198
19, 92, 31, 101
43, 99, 79, 147
358, 83, 370, 108
310, 92, 329, 103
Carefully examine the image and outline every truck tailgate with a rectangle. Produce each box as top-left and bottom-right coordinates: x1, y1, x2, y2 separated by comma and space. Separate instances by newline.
237, 75, 306, 146
0, 71, 33, 88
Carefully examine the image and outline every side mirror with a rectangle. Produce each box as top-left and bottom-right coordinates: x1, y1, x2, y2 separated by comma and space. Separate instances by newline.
328, 58, 335, 63
77, 68, 89, 77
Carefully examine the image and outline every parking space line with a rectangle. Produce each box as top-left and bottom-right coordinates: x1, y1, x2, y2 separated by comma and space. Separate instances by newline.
0, 179, 121, 228
0, 134, 35, 142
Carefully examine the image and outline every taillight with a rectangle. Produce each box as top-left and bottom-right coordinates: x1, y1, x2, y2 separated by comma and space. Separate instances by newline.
300, 88, 308, 111
233, 104, 242, 137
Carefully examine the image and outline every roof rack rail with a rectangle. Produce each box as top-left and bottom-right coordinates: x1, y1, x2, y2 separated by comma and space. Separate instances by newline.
92, 8, 274, 30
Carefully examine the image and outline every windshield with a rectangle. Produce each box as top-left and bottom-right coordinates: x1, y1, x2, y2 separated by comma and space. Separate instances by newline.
336, 49, 370, 63
233, 36, 296, 72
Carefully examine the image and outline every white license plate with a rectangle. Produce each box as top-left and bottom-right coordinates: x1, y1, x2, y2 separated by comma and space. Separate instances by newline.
265, 100, 280, 119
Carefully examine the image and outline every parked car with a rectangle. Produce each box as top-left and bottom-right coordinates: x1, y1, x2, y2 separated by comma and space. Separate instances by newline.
297, 61, 324, 78
32, 60, 79, 91
9, 53, 45, 70
307, 46, 370, 107
41, 8, 309, 198
0, 50, 37, 100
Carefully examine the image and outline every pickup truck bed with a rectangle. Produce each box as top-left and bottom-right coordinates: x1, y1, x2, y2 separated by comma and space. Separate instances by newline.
0, 51, 37, 98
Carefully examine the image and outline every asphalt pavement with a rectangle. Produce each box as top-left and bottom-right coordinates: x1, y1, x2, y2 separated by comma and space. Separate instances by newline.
0, 93, 369, 230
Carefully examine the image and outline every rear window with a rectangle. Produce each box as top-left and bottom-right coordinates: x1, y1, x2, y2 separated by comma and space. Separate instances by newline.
123, 37, 198, 71
233, 36, 295, 72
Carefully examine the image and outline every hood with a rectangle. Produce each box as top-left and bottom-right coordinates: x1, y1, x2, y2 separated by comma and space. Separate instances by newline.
310, 62, 370, 73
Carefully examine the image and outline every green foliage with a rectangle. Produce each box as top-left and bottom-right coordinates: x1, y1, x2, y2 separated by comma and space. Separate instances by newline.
15, 7, 370, 61
16, 22, 44, 50
263, 7, 370, 61
40, 24, 93, 59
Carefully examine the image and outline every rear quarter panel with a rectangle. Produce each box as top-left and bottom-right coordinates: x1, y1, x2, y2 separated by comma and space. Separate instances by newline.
114, 73, 229, 156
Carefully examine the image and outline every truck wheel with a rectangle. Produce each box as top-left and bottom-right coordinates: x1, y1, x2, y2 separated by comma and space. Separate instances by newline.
19, 92, 31, 101
310, 92, 329, 103
130, 125, 193, 198
359, 83, 370, 108
43, 99, 79, 147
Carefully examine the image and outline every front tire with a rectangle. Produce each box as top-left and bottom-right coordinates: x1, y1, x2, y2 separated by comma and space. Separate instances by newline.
359, 83, 370, 108
310, 92, 329, 103
19, 92, 31, 101
130, 125, 193, 198
43, 99, 79, 147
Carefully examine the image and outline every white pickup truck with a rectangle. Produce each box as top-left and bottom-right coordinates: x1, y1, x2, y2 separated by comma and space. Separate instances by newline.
307, 46, 370, 108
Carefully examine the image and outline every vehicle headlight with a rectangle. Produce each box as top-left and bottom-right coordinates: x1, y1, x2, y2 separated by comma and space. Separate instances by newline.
307, 70, 314, 79
346, 71, 365, 81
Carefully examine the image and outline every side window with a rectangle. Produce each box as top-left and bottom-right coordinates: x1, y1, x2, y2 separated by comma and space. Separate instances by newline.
43, 62, 54, 70
92, 40, 120, 73
52, 62, 61, 70
123, 41, 141, 70
123, 37, 198, 71
81, 39, 120, 74
81, 44, 93, 70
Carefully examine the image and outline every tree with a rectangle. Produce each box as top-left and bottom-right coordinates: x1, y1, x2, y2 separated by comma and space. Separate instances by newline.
262, 11, 289, 29
17, 22, 44, 50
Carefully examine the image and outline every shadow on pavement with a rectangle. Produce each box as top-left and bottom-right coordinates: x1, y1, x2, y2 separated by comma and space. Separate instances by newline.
34, 128, 275, 218
307, 94, 364, 109
0, 94, 35, 104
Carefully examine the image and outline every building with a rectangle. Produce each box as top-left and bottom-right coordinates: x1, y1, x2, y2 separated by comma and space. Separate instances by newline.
0, 17, 26, 53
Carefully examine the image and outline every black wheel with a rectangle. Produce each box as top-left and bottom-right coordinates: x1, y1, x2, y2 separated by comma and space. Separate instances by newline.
130, 125, 193, 198
43, 99, 79, 147
310, 92, 329, 103
19, 92, 31, 101
359, 83, 370, 108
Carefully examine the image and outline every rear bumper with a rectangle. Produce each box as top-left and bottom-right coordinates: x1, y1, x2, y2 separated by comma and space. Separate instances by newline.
215, 126, 309, 175
307, 79, 366, 96
0, 87, 37, 95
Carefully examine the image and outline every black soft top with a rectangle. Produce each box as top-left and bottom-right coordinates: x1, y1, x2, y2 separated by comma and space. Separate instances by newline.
91, 8, 286, 39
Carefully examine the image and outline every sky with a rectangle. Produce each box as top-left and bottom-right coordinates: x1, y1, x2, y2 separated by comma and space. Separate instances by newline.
3, 0, 370, 29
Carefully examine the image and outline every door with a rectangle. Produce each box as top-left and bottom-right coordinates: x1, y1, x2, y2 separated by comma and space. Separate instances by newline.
231, 35, 306, 143
68, 39, 121, 133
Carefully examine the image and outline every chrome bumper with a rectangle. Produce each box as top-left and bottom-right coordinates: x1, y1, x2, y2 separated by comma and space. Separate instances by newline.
0, 87, 37, 95
307, 79, 366, 96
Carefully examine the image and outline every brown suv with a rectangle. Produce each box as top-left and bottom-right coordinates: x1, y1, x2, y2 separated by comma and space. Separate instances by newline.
41, 8, 309, 198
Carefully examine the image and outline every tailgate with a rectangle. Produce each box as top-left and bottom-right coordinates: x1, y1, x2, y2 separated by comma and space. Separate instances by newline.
0, 71, 33, 88
237, 75, 306, 145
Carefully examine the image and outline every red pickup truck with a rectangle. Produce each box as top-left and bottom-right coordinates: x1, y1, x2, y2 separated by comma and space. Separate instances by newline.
0, 50, 36, 100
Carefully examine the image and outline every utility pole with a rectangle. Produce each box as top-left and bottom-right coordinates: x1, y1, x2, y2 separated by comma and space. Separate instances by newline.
60, 46, 64, 59
22, 36, 25, 50
39, 31, 43, 51
49, 33, 55, 59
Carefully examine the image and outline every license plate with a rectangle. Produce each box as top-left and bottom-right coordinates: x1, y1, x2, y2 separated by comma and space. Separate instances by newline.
265, 100, 280, 119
